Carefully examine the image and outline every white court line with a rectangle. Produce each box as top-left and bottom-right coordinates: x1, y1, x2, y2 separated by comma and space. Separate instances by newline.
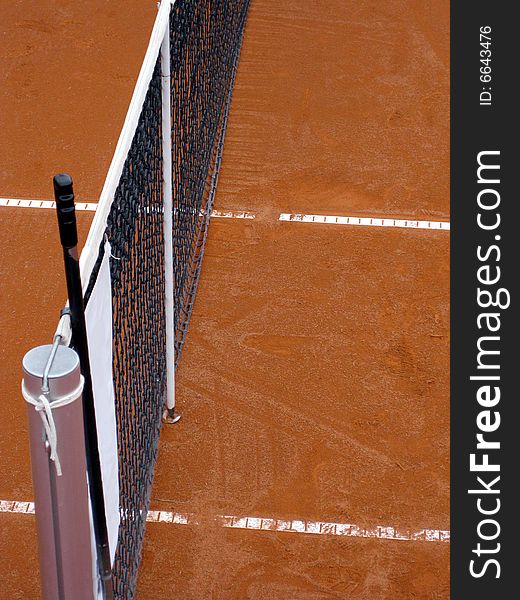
0, 500, 35, 514
0, 198, 98, 211
1, 199, 450, 230
212, 209, 255, 219
0, 198, 255, 220
279, 213, 450, 231
1, 499, 449, 544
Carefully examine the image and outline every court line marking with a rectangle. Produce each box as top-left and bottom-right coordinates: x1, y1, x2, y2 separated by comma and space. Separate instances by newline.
0, 198, 449, 229
279, 213, 450, 231
0, 198, 256, 220
0, 499, 449, 544
212, 209, 256, 219
0, 198, 98, 211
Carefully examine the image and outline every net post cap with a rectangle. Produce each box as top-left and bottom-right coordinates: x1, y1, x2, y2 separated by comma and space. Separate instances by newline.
22, 344, 81, 400
23, 344, 79, 379
53, 173, 73, 195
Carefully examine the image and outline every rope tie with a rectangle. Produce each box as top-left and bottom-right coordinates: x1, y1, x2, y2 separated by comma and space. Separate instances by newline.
21, 376, 84, 477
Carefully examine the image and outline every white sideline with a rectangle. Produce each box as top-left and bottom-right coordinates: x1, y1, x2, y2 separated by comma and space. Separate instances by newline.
0, 198, 98, 211
212, 209, 255, 219
1, 199, 450, 229
0, 499, 449, 544
279, 213, 450, 230
0, 198, 255, 220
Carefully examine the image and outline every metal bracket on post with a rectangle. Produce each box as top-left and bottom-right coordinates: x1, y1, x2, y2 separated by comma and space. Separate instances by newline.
22, 343, 95, 600
161, 9, 181, 426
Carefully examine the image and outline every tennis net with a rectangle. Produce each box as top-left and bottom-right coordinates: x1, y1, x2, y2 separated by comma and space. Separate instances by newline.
77, 0, 250, 597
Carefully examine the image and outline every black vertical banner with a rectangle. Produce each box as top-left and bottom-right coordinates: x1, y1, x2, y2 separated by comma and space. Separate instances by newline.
451, 2, 518, 598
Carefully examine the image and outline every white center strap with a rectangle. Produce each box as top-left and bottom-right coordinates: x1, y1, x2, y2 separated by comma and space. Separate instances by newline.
21, 377, 85, 477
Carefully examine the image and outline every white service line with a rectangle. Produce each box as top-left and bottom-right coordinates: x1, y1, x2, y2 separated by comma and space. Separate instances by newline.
279, 213, 450, 231
1, 499, 449, 544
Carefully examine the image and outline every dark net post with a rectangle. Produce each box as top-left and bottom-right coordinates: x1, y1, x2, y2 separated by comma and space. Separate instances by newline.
53, 173, 113, 599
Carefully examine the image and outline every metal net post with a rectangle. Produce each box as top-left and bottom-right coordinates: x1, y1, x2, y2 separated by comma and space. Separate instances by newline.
22, 343, 95, 600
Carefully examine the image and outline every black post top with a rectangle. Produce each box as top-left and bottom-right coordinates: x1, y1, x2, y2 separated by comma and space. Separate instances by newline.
53, 173, 77, 250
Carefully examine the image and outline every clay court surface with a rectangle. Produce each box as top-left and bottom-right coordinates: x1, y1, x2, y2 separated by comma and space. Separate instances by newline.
0, 1, 449, 598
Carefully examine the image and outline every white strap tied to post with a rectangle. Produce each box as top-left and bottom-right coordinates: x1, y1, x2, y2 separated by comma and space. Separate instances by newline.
21, 376, 84, 476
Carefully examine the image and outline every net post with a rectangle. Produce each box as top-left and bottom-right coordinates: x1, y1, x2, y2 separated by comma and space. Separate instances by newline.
160, 8, 180, 424
22, 343, 95, 600
53, 174, 114, 599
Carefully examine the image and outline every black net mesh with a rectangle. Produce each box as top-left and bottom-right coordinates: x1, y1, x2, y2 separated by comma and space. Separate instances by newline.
171, 0, 250, 364
82, 1, 250, 598
85, 57, 165, 598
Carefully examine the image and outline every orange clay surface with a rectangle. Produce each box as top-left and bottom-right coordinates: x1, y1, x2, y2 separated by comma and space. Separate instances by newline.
0, 0, 449, 599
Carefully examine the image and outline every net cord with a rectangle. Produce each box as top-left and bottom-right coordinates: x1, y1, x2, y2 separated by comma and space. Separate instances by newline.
160, 16, 176, 411
79, 0, 173, 294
